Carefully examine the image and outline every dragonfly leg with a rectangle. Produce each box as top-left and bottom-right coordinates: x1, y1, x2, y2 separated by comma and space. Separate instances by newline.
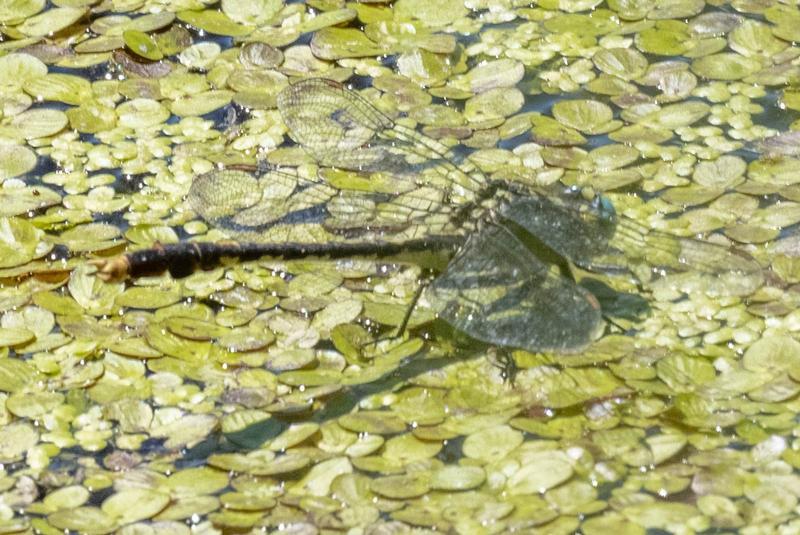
359, 276, 431, 352
489, 347, 518, 385
392, 279, 428, 339
602, 314, 626, 334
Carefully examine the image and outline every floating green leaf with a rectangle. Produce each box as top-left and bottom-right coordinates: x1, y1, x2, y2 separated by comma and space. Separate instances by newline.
23, 73, 92, 105
48, 507, 117, 534
170, 90, 233, 117
221, 0, 283, 25
101, 489, 170, 524
636, 21, 692, 55
465, 87, 524, 122
9, 108, 68, 139
123, 29, 163, 61
116, 98, 170, 128
743, 335, 800, 378
310, 27, 386, 60
178, 9, 253, 37
0, 53, 47, 88
0, 217, 47, 268
593, 47, 648, 80
0, 0, 45, 24
394, 0, 468, 27
17, 6, 85, 36
506, 450, 574, 495
0, 422, 38, 462
691, 53, 761, 80
0, 144, 37, 181
544, 11, 618, 36
552, 99, 618, 135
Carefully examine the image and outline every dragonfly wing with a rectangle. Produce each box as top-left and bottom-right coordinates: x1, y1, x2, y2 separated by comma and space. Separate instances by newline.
428, 223, 605, 354
277, 78, 486, 197
188, 168, 268, 224
188, 168, 459, 243
503, 192, 763, 296
500, 191, 617, 270
189, 168, 336, 235
277, 78, 397, 171
611, 216, 764, 296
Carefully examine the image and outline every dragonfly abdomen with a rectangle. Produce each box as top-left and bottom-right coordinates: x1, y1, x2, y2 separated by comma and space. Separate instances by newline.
93, 237, 465, 281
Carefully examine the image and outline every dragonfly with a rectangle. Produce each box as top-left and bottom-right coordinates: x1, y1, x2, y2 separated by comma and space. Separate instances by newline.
94, 78, 764, 354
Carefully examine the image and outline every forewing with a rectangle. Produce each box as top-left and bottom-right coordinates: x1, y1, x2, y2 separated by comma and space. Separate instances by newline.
277, 78, 485, 198
500, 190, 616, 270
503, 191, 763, 297
428, 223, 605, 354
277, 78, 394, 170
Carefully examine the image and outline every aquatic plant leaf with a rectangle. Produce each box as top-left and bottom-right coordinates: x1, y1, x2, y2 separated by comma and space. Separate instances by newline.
310, 27, 386, 60
0, 217, 47, 268
465, 87, 525, 122
101, 489, 170, 524
529, 114, 587, 145
0, 145, 37, 181
23, 73, 92, 105
729, 20, 786, 58
0, 53, 46, 88
177, 9, 253, 37
0, 422, 37, 463
636, 21, 692, 55
462, 424, 523, 463
0, 0, 44, 23
691, 53, 761, 80
299, 8, 357, 34
593, 47, 648, 80
8, 108, 68, 139
552, 99, 617, 135
170, 90, 233, 116
462, 58, 525, 93
17, 6, 85, 36
117, 98, 170, 128
693, 155, 746, 188
394, 0, 468, 27
743, 335, 800, 377
430, 465, 485, 490
123, 29, 163, 61
544, 11, 618, 36
506, 450, 574, 495
221, 0, 282, 25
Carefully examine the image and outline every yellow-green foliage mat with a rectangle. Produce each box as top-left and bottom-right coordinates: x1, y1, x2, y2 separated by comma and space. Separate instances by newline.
1, 0, 800, 533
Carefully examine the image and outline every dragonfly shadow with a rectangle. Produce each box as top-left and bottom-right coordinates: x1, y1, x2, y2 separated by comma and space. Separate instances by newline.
192, 342, 488, 453
579, 277, 650, 324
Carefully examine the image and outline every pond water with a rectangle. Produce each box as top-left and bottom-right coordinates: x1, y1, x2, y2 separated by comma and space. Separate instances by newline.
1, 0, 800, 533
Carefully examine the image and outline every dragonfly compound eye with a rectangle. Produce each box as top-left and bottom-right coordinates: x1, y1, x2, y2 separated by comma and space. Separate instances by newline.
598, 196, 616, 222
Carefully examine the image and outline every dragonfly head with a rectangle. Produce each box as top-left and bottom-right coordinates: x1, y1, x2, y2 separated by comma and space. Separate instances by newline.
593, 195, 616, 223
564, 185, 616, 223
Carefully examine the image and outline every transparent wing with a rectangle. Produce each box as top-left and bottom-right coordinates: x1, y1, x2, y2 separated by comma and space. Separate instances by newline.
187, 168, 461, 244
502, 191, 764, 296
499, 189, 617, 268
187, 78, 492, 244
276, 78, 394, 171
610, 214, 764, 296
427, 223, 605, 353
278, 79, 763, 297
277, 78, 486, 202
